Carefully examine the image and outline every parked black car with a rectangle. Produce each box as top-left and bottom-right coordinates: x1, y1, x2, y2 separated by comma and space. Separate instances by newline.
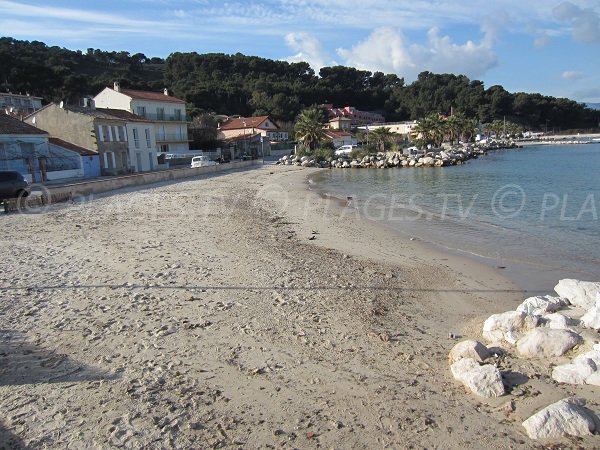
0, 171, 30, 201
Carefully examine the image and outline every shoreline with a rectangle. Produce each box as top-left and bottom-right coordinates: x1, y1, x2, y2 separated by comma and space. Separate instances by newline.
1, 164, 596, 448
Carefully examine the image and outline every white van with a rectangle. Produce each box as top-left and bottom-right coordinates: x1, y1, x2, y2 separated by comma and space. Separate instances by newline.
191, 156, 217, 168
334, 145, 357, 156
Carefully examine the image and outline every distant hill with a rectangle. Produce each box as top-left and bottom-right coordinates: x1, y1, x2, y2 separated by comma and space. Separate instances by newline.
586, 103, 600, 110
2, 37, 600, 128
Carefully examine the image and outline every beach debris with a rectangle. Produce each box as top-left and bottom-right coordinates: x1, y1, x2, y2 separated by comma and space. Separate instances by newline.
448, 340, 491, 364
554, 279, 600, 309
516, 328, 581, 358
516, 295, 570, 316
482, 311, 537, 345
450, 358, 505, 398
522, 398, 596, 440
580, 293, 600, 330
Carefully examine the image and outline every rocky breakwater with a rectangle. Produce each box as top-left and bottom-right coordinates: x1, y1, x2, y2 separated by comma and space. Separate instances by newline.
448, 278, 600, 444
276, 145, 493, 169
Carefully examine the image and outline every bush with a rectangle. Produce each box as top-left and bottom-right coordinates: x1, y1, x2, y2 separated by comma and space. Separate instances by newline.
349, 144, 376, 160
313, 147, 335, 161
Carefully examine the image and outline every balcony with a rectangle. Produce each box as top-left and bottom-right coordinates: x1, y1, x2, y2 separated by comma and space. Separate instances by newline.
155, 133, 191, 143
137, 112, 191, 122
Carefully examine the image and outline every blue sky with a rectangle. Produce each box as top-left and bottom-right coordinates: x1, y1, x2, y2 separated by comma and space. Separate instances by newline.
1, 0, 599, 102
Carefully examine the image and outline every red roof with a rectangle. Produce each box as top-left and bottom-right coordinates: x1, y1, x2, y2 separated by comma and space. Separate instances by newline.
220, 116, 275, 131
324, 130, 352, 138
118, 88, 185, 104
49, 137, 98, 156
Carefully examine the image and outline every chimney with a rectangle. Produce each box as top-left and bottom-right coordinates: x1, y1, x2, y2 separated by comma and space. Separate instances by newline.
114, 82, 120, 92
163, 88, 169, 96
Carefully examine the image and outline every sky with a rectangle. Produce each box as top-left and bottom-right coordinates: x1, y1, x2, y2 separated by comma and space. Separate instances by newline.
1, 0, 600, 103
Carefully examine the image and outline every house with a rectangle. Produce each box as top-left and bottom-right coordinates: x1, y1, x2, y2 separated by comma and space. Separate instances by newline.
0, 113, 98, 182
25, 103, 130, 176
1, 92, 43, 118
327, 117, 352, 131
217, 116, 289, 142
94, 108, 158, 172
360, 121, 417, 140
324, 130, 357, 148
321, 104, 385, 127
48, 138, 101, 179
94, 83, 190, 155
0, 113, 49, 182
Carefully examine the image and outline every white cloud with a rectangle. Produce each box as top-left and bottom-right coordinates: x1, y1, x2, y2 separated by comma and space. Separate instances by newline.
284, 32, 336, 71
333, 25, 497, 81
562, 70, 586, 80
553, 1, 600, 43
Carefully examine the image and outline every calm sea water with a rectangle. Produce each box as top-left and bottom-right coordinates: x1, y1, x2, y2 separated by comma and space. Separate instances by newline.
309, 143, 600, 292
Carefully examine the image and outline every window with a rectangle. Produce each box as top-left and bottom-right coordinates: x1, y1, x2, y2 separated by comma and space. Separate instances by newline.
156, 107, 165, 120
136, 106, 146, 117
132, 128, 140, 148
160, 144, 169, 153
102, 125, 111, 142
110, 126, 117, 142
174, 109, 181, 121
145, 128, 151, 148
119, 126, 126, 142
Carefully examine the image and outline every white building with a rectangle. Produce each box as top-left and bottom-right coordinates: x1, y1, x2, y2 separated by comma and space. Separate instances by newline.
0, 92, 43, 116
94, 83, 190, 154
102, 108, 158, 172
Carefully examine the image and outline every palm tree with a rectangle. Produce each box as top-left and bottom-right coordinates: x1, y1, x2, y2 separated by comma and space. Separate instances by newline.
412, 114, 447, 148
295, 107, 326, 152
369, 127, 395, 152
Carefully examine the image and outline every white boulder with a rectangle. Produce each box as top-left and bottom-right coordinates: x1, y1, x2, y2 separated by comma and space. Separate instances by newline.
542, 313, 575, 330
580, 294, 600, 330
522, 398, 595, 440
516, 328, 581, 358
541, 313, 574, 329
450, 358, 505, 398
482, 311, 536, 345
516, 295, 569, 315
554, 279, 600, 309
585, 372, 600, 386
448, 340, 491, 364
552, 358, 597, 385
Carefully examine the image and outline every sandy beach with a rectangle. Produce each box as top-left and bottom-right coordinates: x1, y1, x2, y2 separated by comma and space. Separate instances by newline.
1, 165, 598, 449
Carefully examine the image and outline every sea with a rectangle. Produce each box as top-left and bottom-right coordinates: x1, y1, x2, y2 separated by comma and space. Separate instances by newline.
309, 142, 600, 293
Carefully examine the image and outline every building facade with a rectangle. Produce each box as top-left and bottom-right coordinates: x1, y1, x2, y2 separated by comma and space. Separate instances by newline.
25, 103, 130, 176
0, 92, 43, 117
94, 83, 190, 155
217, 116, 288, 142
321, 104, 385, 127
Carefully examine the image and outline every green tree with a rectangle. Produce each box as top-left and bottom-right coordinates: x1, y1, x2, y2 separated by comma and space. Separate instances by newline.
295, 106, 326, 152
369, 127, 395, 152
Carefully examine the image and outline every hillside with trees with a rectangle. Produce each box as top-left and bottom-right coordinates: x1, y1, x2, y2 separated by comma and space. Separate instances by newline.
2, 37, 598, 131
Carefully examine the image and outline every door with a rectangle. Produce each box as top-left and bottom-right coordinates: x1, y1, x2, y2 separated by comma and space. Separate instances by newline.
148, 153, 155, 170
135, 153, 143, 172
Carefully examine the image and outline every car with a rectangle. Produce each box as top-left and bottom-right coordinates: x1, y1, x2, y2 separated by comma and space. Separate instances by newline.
0, 171, 30, 201
190, 156, 218, 168
334, 144, 357, 156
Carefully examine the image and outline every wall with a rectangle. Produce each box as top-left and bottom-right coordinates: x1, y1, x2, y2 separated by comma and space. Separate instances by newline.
82, 155, 101, 178
45, 168, 84, 181
93, 88, 131, 111
47, 160, 262, 200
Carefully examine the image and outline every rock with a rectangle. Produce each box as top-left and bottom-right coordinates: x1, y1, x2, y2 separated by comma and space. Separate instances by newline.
522, 398, 595, 440
585, 371, 600, 386
554, 279, 600, 309
422, 156, 435, 166
580, 294, 600, 330
450, 358, 505, 398
516, 295, 569, 315
541, 313, 574, 329
482, 311, 531, 345
552, 358, 597, 384
516, 328, 581, 358
448, 340, 491, 364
